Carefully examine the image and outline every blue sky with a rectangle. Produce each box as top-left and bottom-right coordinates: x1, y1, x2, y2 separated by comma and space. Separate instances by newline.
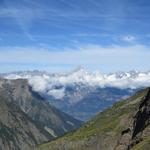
0, 0, 150, 73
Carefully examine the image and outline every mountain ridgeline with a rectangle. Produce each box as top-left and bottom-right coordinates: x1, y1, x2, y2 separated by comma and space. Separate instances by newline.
0, 78, 82, 150
37, 88, 150, 150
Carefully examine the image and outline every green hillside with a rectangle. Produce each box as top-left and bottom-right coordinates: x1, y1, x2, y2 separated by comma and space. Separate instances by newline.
36, 88, 149, 150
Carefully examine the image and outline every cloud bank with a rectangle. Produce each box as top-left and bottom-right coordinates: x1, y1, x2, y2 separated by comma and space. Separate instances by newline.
4, 68, 150, 99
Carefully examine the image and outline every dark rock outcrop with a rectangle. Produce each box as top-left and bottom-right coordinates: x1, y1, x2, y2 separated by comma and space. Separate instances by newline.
115, 88, 150, 150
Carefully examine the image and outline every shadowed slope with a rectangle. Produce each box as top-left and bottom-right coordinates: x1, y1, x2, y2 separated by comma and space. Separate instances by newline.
0, 78, 82, 150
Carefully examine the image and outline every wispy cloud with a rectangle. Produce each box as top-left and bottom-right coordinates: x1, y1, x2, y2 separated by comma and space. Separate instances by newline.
1, 0, 150, 44
0, 44, 149, 72
0, 0, 150, 73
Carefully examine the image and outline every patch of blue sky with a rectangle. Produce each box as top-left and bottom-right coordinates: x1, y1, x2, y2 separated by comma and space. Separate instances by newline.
0, 0, 150, 72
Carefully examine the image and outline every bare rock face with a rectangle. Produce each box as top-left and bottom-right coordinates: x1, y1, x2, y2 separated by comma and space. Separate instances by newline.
115, 88, 150, 150
0, 78, 82, 150
0, 96, 51, 150
0, 78, 81, 135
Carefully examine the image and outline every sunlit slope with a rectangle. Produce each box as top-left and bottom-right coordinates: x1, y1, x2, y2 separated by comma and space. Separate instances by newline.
36, 88, 148, 150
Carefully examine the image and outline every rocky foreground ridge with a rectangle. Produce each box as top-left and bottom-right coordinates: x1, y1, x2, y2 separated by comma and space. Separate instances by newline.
115, 88, 150, 150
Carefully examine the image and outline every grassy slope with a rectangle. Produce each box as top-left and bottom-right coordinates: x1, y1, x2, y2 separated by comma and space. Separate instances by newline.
131, 136, 150, 150
36, 89, 148, 150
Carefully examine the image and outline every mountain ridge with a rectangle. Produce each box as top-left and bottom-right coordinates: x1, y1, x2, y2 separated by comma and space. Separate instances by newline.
0, 78, 82, 150
0, 94, 52, 150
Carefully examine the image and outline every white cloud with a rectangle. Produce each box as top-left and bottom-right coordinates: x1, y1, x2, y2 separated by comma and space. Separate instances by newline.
4, 68, 150, 101
27, 75, 67, 99
29, 76, 48, 92
0, 44, 150, 72
47, 88, 65, 99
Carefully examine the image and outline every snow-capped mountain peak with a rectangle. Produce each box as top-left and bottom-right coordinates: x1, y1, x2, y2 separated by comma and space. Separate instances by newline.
2, 68, 150, 100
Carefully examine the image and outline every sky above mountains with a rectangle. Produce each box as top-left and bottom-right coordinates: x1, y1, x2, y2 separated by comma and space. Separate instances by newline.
0, 0, 150, 73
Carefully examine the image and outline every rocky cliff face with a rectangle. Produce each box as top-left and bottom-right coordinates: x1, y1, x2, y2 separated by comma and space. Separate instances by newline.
115, 88, 150, 150
0, 95, 52, 150
0, 78, 82, 150
0, 78, 81, 136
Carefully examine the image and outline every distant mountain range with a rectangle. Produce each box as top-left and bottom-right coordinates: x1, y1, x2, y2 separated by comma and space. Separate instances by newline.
0, 69, 150, 150
1, 68, 150, 121
3, 67, 150, 89
0, 78, 81, 150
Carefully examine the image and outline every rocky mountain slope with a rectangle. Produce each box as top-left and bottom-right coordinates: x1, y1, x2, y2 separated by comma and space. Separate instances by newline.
36, 88, 150, 150
115, 88, 150, 150
0, 94, 51, 150
0, 78, 82, 150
